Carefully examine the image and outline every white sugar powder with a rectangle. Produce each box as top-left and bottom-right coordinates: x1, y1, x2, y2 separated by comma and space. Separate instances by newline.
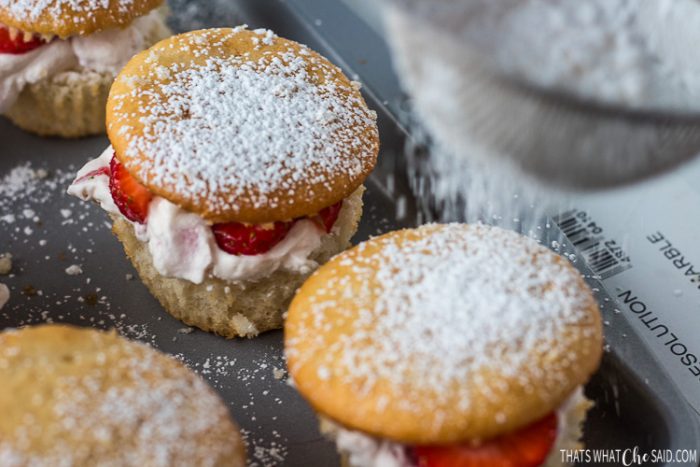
289, 224, 597, 416
65, 264, 83, 275
111, 28, 377, 215
400, 0, 700, 111
0, 164, 41, 200
0, 0, 134, 23
0, 336, 241, 465
489, 0, 698, 110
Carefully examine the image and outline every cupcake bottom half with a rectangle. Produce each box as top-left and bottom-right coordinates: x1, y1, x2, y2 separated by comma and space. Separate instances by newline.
5, 70, 114, 138
3, 19, 171, 138
112, 187, 364, 338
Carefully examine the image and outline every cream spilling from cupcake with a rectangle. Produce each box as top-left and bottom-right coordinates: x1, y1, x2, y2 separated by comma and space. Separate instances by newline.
323, 387, 591, 467
68, 146, 353, 284
0, 8, 165, 112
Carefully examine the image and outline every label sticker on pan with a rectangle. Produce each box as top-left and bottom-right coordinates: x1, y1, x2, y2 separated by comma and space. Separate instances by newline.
557, 160, 700, 417
555, 209, 633, 280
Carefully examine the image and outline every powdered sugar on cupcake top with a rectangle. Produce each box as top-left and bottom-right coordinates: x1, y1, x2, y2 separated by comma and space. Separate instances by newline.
0, 0, 133, 22
108, 27, 378, 222
287, 224, 601, 422
0, 328, 243, 466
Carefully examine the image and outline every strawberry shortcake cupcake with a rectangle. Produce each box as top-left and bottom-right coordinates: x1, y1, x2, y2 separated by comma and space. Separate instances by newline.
286, 224, 603, 467
0, 324, 246, 466
69, 27, 379, 338
0, 0, 170, 137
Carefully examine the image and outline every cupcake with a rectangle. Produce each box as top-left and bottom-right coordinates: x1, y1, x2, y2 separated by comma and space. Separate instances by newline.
285, 224, 603, 467
68, 27, 379, 338
0, 324, 246, 466
0, 0, 170, 137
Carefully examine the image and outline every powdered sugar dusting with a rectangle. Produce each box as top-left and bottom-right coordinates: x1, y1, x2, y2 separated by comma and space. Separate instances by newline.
0, 0, 134, 23
0, 164, 46, 201
288, 224, 599, 419
110, 27, 377, 218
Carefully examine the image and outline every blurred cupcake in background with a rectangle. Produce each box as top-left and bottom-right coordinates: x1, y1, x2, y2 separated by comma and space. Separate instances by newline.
0, 0, 170, 137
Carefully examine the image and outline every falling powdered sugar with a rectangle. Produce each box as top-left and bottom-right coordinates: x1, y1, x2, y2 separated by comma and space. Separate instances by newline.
390, 0, 700, 111
496, 0, 700, 111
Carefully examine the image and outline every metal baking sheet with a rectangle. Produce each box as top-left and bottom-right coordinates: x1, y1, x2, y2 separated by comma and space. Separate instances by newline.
1, 1, 699, 466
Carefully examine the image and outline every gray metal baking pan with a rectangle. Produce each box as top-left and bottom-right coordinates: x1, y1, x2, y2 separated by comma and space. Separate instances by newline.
1, 0, 698, 466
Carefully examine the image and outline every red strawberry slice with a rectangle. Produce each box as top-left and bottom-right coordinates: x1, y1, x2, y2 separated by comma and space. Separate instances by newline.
109, 155, 153, 224
212, 220, 295, 256
314, 200, 343, 233
414, 413, 558, 467
0, 26, 48, 54
74, 166, 110, 184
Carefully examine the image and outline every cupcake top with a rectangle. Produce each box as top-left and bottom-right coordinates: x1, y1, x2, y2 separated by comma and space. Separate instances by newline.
0, 0, 163, 38
106, 27, 379, 224
285, 224, 603, 445
0, 324, 246, 466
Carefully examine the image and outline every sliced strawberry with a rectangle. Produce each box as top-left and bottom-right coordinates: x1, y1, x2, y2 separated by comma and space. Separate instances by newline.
212, 220, 295, 256
74, 166, 109, 184
313, 200, 343, 233
109, 155, 153, 224
0, 26, 48, 54
414, 413, 558, 467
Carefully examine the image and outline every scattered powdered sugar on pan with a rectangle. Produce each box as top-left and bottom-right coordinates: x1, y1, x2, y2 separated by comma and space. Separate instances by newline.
0, 164, 48, 202
64, 264, 83, 275
243, 429, 288, 467
110, 28, 377, 216
176, 351, 287, 389
175, 351, 290, 466
288, 224, 599, 416
0, 162, 158, 343
0, 163, 74, 224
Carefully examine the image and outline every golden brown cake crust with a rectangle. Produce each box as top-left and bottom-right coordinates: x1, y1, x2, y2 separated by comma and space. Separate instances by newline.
107, 28, 379, 224
0, 324, 246, 466
112, 186, 364, 338
286, 224, 603, 445
0, 0, 163, 38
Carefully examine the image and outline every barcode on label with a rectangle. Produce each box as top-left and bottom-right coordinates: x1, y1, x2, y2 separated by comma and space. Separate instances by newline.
554, 210, 632, 279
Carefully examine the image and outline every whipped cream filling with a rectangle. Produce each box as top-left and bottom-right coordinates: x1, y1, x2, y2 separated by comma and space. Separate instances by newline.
335, 430, 413, 467
0, 9, 165, 112
328, 386, 588, 467
68, 147, 329, 284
